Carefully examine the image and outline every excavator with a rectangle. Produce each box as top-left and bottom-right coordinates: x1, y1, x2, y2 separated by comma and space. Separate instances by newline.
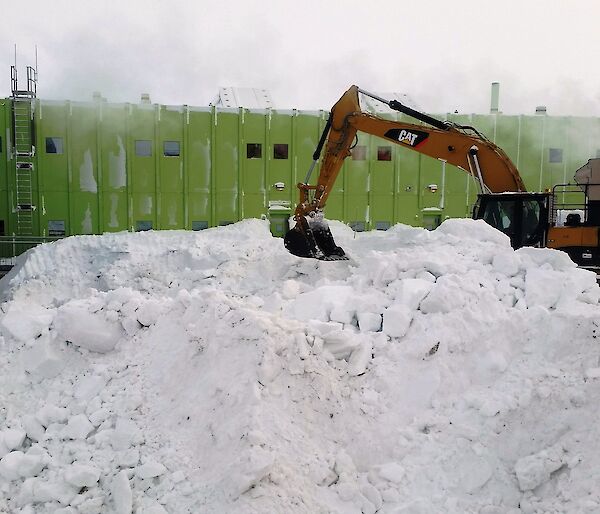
284, 85, 600, 268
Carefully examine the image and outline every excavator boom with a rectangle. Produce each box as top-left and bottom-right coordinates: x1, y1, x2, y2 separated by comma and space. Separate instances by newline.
284, 85, 528, 260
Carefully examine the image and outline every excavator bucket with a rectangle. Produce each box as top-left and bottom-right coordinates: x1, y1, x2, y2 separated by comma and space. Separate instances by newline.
284, 215, 347, 261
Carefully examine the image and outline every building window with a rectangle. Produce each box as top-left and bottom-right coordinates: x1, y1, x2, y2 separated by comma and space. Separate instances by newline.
0, 136, 2, 153
164, 141, 180, 157
375, 221, 391, 230
351, 145, 366, 160
377, 146, 392, 161
192, 221, 209, 231
349, 221, 365, 232
0, 220, 4, 236
549, 148, 563, 163
45, 137, 64, 154
247, 143, 262, 159
136, 220, 153, 231
135, 140, 152, 157
48, 220, 66, 236
273, 143, 288, 160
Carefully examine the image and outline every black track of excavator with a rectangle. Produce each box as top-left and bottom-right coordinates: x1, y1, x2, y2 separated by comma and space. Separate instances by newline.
284, 216, 347, 261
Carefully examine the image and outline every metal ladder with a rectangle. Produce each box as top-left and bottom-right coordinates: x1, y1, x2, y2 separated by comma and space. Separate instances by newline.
11, 65, 37, 236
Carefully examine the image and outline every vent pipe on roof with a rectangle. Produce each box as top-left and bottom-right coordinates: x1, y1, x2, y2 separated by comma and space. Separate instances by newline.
490, 82, 500, 114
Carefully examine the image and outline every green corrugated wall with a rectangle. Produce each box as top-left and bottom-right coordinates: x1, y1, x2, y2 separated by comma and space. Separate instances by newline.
0, 100, 9, 235
1, 96, 599, 251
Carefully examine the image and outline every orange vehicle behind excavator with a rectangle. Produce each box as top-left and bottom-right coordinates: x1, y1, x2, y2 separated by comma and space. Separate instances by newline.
284, 85, 600, 268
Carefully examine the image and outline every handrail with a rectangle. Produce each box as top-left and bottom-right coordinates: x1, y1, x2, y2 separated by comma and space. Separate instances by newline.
0, 235, 65, 260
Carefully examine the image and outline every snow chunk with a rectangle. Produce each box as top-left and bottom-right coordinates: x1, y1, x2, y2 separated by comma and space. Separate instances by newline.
230, 446, 274, 499
392, 278, 434, 309
492, 250, 521, 276
111, 470, 133, 514
20, 336, 65, 379
64, 463, 101, 487
455, 451, 493, 493
435, 218, 511, 245
17, 477, 78, 506
516, 246, 577, 271
383, 304, 413, 338
54, 300, 123, 353
286, 285, 354, 322
357, 312, 382, 332
138, 498, 168, 514
323, 329, 362, 360
109, 417, 141, 451
21, 415, 46, 442
74, 374, 107, 400
136, 299, 165, 327
525, 268, 563, 309
0, 448, 48, 480
378, 462, 405, 484
136, 460, 167, 479
36, 404, 69, 426
0, 302, 54, 342
347, 338, 373, 376
62, 414, 94, 440
514, 444, 566, 491
1, 429, 26, 451
419, 275, 467, 314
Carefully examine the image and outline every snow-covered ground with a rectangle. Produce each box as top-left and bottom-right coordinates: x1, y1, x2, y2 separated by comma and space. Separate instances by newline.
0, 218, 599, 514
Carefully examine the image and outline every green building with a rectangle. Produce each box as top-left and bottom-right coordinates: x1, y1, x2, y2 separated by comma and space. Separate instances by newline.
2, 68, 600, 258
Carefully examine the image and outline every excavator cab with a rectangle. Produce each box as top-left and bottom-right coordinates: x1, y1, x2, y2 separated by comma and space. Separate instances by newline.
473, 193, 550, 249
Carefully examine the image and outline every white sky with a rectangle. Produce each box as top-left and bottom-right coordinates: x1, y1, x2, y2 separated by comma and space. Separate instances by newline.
2, 0, 600, 116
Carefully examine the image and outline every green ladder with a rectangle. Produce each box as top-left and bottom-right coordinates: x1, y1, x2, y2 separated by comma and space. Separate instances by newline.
11, 65, 37, 236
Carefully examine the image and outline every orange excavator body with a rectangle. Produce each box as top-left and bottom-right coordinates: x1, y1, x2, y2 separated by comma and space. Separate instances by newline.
285, 85, 600, 268
285, 85, 528, 260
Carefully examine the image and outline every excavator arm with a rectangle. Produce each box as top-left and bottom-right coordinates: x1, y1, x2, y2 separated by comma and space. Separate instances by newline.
284, 85, 528, 259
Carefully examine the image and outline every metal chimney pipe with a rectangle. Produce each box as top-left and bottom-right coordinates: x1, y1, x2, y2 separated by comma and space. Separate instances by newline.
490, 82, 500, 114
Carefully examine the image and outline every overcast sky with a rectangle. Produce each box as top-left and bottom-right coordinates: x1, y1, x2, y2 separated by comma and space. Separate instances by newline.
2, 0, 600, 116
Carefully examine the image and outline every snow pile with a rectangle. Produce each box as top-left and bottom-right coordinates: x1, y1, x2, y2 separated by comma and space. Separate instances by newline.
0, 218, 599, 513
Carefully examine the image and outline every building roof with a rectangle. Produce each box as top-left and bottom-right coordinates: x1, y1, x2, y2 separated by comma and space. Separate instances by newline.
210, 87, 274, 109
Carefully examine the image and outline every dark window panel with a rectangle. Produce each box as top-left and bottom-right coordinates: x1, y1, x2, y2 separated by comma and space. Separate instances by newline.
192, 221, 209, 231
549, 148, 563, 163
377, 146, 392, 161
48, 220, 65, 236
164, 141, 180, 157
273, 143, 288, 160
350, 221, 365, 232
247, 143, 262, 159
135, 140, 152, 157
351, 145, 366, 160
45, 137, 63, 154
136, 220, 153, 231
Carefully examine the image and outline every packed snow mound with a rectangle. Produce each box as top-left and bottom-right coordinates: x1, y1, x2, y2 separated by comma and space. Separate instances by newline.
1, 218, 600, 513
